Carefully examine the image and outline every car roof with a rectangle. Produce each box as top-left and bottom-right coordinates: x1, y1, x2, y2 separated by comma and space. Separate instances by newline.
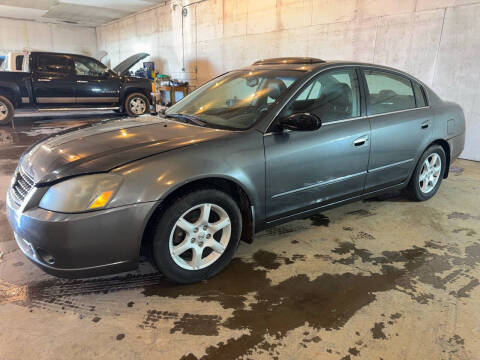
253, 57, 325, 65
241, 58, 420, 80
30, 51, 98, 59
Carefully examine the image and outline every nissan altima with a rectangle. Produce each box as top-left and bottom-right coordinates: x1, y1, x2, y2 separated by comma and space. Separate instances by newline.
6, 57, 465, 283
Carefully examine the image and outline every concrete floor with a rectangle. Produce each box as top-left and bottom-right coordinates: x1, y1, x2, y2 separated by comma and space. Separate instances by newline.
0, 114, 479, 360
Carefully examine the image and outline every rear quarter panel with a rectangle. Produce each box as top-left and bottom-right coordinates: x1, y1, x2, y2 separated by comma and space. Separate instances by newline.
431, 99, 466, 160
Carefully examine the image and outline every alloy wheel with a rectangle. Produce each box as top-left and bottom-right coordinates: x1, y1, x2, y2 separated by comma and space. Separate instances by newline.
129, 97, 146, 115
419, 153, 442, 194
169, 203, 232, 270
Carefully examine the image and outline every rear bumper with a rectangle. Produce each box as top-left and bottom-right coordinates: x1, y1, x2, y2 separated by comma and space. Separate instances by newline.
6, 193, 156, 278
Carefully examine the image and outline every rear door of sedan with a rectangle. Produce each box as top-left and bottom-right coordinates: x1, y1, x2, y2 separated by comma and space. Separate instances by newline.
361, 68, 433, 191
264, 67, 371, 221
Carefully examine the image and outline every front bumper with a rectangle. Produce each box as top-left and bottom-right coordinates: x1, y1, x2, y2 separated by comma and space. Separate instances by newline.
6, 191, 156, 278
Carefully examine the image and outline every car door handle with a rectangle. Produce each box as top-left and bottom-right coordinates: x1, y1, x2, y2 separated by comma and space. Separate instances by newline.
353, 136, 369, 147
37, 78, 51, 82
77, 80, 88, 83
421, 122, 430, 129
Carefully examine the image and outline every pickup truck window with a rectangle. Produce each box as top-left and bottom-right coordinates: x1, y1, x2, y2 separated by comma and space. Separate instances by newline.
36, 54, 73, 74
74, 56, 108, 77
15, 56, 24, 71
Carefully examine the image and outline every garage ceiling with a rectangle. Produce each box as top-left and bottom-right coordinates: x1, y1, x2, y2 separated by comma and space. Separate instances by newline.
0, 0, 166, 27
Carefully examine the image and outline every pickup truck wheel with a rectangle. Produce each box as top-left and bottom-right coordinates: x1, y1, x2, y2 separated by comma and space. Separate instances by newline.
125, 93, 149, 117
0, 96, 14, 125
152, 189, 242, 284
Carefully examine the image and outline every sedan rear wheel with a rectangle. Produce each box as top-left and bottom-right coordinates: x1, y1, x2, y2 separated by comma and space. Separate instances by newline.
408, 144, 446, 201
418, 153, 442, 194
152, 189, 242, 284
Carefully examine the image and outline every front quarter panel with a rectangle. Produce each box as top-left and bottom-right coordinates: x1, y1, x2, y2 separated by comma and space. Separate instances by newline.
120, 77, 152, 99
109, 130, 266, 225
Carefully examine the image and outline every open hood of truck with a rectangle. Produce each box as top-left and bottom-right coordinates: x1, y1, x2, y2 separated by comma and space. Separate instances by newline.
113, 53, 149, 76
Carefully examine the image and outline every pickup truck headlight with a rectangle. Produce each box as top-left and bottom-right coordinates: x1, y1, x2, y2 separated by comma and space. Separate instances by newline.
39, 174, 123, 213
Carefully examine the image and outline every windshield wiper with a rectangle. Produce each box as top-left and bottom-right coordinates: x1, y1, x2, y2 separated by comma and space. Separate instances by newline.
165, 113, 207, 127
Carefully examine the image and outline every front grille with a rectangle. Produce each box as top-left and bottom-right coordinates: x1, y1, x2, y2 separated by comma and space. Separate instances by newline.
10, 169, 35, 205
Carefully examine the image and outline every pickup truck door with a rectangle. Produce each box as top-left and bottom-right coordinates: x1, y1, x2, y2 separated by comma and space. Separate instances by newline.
31, 53, 76, 105
72, 56, 121, 105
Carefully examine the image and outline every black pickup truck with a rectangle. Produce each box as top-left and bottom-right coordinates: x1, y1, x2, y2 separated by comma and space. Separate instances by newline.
0, 51, 153, 125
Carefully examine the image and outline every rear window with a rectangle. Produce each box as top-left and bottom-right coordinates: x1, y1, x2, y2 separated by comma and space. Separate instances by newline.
36, 54, 73, 74
364, 70, 415, 115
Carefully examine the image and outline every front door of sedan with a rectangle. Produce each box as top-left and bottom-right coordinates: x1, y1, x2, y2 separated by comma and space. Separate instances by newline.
264, 68, 370, 220
32, 53, 76, 105
361, 69, 433, 191
73, 56, 121, 105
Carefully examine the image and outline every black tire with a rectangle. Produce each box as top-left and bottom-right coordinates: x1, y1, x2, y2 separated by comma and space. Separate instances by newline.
124, 92, 149, 117
407, 144, 446, 201
0, 96, 14, 126
152, 189, 242, 284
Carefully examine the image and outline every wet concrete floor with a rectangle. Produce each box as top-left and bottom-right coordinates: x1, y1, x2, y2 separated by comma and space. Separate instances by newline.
0, 113, 480, 359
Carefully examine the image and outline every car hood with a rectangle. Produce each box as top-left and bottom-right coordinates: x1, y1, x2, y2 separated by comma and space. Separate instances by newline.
20, 116, 229, 185
113, 53, 149, 76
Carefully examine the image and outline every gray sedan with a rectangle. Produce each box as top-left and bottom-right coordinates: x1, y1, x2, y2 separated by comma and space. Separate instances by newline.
6, 57, 465, 283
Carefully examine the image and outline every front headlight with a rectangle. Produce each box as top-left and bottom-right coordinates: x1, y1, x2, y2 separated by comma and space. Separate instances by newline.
39, 174, 123, 213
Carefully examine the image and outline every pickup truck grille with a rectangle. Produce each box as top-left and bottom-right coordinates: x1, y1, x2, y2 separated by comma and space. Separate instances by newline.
11, 169, 35, 206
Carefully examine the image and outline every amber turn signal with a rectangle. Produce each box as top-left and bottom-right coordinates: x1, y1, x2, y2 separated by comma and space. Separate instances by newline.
89, 190, 114, 209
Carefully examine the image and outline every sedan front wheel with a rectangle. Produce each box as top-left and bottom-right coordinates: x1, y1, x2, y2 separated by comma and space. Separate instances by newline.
152, 189, 242, 284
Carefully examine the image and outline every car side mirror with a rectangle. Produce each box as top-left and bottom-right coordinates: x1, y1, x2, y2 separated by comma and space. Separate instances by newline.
280, 113, 322, 132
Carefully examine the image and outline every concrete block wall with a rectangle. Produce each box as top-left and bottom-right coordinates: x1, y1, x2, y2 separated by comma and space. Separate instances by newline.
97, 0, 480, 160
0, 18, 97, 56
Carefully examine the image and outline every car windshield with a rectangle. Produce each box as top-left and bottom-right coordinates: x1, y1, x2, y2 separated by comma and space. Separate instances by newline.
165, 70, 303, 130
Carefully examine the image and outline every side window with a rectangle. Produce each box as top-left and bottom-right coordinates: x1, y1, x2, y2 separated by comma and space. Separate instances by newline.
280, 68, 361, 123
364, 70, 415, 115
413, 82, 427, 107
15, 55, 24, 71
74, 57, 108, 77
36, 54, 73, 74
